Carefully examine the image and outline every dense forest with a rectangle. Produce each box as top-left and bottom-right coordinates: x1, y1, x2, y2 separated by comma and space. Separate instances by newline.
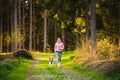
0, 0, 120, 53
0, 0, 120, 80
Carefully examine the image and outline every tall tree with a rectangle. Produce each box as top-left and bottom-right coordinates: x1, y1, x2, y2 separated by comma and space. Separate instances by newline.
18, 0, 22, 49
86, 0, 90, 53
55, 25, 57, 43
43, 9, 47, 52
22, 0, 25, 49
90, 0, 96, 54
0, 0, 3, 52
13, 0, 18, 50
119, 0, 120, 48
29, 0, 33, 51
33, 0, 36, 51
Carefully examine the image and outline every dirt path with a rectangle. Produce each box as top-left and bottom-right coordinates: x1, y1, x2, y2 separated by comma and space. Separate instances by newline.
25, 55, 41, 80
25, 54, 90, 80
60, 68, 89, 80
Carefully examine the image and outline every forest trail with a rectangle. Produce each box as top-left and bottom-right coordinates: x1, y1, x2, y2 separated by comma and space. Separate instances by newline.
25, 54, 40, 80
25, 53, 90, 80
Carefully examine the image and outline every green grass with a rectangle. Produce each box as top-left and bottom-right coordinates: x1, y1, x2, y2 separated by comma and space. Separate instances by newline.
0, 58, 33, 80
62, 51, 119, 80
0, 59, 20, 80
32, 53, 66, 80
71, 65, 111, 80
1, 51, 119, 80
5, 59, 32, 80
63, 52, 109, 80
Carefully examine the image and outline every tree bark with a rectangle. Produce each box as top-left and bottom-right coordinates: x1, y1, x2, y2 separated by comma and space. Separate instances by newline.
33, 0, 36, 51
18, 0, 22, 49
29, 0, 33, 51
10, 0, 14, 52
62, 29, 65, 47
14, 0, 18, 51
43, 9, 47, 52
86, 0, 90, 54
90, 0, 96, 54
22, 0, 25, 49
55, 25, 57, 43
119, 0, 120, 48
0, 0, 3, 52
76, 33, 79, 48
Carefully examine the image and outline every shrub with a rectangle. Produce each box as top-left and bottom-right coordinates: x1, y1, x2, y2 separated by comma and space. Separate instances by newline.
74, 39, 120, 75
97, 39, 119, 59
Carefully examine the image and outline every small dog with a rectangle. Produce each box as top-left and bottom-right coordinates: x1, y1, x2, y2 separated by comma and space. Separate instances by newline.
49, 56, 57, 65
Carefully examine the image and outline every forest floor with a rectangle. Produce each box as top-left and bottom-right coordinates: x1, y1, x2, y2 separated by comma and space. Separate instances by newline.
25, 52, 90, 80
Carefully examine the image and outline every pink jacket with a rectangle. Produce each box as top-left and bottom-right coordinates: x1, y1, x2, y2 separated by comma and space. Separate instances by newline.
54, 42, 64, 52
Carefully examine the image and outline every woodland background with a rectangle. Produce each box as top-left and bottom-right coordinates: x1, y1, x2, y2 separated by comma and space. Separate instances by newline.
0, 0, 119, 53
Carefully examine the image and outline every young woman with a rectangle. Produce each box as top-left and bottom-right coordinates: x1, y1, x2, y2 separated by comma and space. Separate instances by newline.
54, 38, 64, 67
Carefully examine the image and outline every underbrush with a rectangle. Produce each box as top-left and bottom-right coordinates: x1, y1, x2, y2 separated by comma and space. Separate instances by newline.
73, 39, 120, 80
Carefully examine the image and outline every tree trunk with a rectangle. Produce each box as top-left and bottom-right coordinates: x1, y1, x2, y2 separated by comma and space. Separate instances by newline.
10, 0, 12, 52
33, 0, 36, 51
0, 0, 3, 53
62, 29, 65, 46
18, 0, 22, 49
76, 33, 79, 48
22, 0, 25, 49
75, 11, 80, 49
29, 0, 33, 51
119, 0, 120, 48
14, 0, 18, 51
6, 0, 11, 54
90, 0, 96, 54
43, 9, 47, 52
10, 0, 13, 52
55, 25, 57, 43
86, 0, 90, 54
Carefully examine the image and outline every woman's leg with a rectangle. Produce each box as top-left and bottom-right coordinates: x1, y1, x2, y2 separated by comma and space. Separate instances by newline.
56, 52, 62, 67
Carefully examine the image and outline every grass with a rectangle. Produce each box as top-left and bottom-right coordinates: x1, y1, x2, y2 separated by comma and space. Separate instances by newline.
32, 51, 113, 80
0, 52, 32, 80
0, 58, 20, 80
63, 51, 119, 80
1, 51, 119, 80
71, 65, 111, 80
32, 53, 66, 80
5, 59, 32, 80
